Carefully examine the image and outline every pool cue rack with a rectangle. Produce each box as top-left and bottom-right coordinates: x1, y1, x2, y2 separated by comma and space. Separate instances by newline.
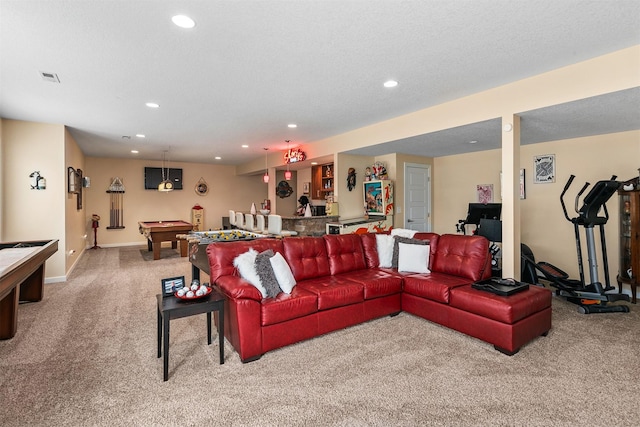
106, 177, 125, 229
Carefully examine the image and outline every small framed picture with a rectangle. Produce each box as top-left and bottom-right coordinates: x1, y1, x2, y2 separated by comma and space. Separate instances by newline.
303, 182, 310, 194
534, 154, 556, 184
161, 276, 185, 297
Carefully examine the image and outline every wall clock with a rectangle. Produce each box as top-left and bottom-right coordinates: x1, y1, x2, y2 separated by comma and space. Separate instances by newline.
195, 177, 209, 196
534, 154, 556, 184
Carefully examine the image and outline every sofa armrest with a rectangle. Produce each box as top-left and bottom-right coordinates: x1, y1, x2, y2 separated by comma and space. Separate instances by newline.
216, 275, 263, 301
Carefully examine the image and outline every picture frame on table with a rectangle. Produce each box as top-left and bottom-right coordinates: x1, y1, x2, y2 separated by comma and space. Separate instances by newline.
161, 276, 185, 297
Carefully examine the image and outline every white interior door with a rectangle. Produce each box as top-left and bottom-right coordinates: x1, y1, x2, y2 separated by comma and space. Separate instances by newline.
404, 163, 431, 232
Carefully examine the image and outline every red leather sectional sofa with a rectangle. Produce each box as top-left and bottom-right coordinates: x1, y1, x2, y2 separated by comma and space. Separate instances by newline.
206, 233, 552, 363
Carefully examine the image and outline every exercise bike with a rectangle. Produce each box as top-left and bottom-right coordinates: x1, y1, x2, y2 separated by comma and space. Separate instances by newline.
522, 175, 629, 314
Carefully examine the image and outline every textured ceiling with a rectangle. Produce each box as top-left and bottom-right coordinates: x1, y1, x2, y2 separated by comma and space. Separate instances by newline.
1, 0, 639, 166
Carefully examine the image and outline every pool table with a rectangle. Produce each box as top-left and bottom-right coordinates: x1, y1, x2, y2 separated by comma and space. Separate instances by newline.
1, 239, 58, 339
138, 220, 194, 260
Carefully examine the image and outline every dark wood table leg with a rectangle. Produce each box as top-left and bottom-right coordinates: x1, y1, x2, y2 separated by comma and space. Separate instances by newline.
179, 239, 188, 257
0, 287, 20, 340
157, 304, 162, 358
153, 241, 161, 260
163, 316, 170, 381
207, 312, 212, 345
218, 309, 224, 365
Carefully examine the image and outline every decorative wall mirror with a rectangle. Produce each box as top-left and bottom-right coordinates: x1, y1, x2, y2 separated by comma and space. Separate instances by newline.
195, 177, 209, 196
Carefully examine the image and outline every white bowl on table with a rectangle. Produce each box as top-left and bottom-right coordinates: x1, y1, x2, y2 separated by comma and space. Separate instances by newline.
260, 209, 270, 215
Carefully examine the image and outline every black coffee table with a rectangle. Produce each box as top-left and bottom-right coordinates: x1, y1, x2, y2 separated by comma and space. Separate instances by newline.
156, 290, 225, 381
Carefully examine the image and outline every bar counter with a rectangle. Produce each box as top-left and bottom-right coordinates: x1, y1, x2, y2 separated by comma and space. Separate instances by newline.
280, 215, 340, 236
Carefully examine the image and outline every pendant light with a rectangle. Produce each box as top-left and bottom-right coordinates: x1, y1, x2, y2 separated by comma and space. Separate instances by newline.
284, 140, 292, 180
158, 150, 174, 192
263, 148, 269, 183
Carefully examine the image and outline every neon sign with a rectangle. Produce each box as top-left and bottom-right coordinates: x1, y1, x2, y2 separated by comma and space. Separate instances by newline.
284, 148, 306, 164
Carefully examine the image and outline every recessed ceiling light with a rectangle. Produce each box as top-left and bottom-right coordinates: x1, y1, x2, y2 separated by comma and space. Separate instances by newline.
146, 102, 159, 108
288, 124, 297, 128
383, 80, 398, 88
131, 150, 139, 154
214, 156, 221, 160
242, 144, 249, 148
311, 162, 318, 165
469, 140, 478, 144
136, 134, 145, 138
172, 15, 196, 29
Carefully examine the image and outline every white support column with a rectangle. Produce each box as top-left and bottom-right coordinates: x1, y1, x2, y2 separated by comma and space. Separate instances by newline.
501, 115, 521, 279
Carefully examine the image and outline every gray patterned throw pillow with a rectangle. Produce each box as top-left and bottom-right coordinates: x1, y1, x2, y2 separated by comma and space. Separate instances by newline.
254, 249, 282, 298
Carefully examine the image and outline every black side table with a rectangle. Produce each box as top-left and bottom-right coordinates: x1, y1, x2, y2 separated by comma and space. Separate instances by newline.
156, 290, 225, 381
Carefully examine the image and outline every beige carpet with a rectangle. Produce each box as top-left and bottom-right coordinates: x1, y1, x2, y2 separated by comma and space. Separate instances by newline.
1, 246, 638, 427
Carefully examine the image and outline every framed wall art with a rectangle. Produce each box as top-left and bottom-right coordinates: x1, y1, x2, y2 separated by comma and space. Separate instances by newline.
534, 154, 556, 184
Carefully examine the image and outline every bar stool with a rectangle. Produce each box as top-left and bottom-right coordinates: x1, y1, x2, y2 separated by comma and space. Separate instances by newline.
256, 214, 266, 233
235, 212, 245, 229
244, 213, 256, 231
267, 214, 297, 237
229, 210, 237, 228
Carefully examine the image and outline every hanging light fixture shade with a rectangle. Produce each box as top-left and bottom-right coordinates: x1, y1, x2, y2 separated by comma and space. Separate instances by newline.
158, 150, 174, 192
284, 140, 292, 180
263, 148, 269, 183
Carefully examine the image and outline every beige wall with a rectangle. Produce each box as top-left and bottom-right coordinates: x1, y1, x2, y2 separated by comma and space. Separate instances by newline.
1, 119, 66, 280
273, 170, 298, 216
434, 130, 640, 290
83, 157, 269, 246
64, 129, 86, 273
335, 153, 374, 219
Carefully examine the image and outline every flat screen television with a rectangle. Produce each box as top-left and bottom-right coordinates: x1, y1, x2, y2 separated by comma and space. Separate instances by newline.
144, 167, 183, 190
464, 203, 501, 225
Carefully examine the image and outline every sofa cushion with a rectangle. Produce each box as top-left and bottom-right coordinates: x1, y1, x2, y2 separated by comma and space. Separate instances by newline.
429, 234, 491, 281
392, 236, 429, 269
397, 242, 431, 273
403, 272, 472, 304
376, 234, 395, 267
261, 286, 318, 326
337, 269, 403, 300
449, 284, 552, 324
233, 248, 267, 298
269, 252, 297, 294
360, 233, 380, 268
283, 237, 331, 281
255, 249, 282, 298
207, 238, 283, 282
296, 276, 364, 310
390, 228, 417, 238
324, 234, 367, 275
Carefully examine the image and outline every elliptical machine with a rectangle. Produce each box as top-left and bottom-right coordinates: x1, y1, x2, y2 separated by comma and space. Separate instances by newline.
543, 175, 630, 313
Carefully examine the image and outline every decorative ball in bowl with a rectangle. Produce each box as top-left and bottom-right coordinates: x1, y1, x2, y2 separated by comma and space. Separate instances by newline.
260, 209, 270, 215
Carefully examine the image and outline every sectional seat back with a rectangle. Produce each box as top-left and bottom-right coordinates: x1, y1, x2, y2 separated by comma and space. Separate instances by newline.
206, 232, 551, 363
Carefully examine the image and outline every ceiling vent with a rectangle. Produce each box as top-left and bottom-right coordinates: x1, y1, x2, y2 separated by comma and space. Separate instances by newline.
40, 71, 60, 83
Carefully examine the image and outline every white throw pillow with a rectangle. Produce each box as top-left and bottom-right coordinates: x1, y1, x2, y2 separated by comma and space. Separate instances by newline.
233, 248, 267, 298
376, 234, 395, 268
397, 242, 431, 273
269, 252, 297, 294
391, 228, 417, 238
